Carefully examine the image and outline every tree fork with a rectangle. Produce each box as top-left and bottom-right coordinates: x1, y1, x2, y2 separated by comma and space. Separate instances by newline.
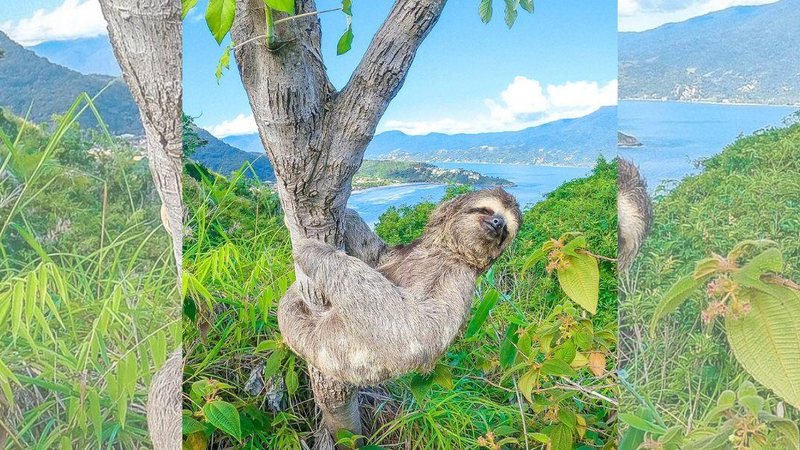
232, 0, 446, 445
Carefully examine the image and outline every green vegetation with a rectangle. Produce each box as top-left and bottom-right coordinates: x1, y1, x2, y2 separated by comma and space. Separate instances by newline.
0, 32, 142, 136
353, 160, 512, 190
0, 103, 178, 449
182, 145, 619, 448
619, 122, 800, 448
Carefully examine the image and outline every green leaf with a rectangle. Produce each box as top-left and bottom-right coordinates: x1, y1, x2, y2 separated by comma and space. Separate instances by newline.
466, 289, 500, 337
432, 363, 454, 390
504, 0, 519, 28
522, 246, 547, 273
519, 0, 534, 13
263, 348, 286, 379
408, 372, 434, 404
336, 24, 354, 55
182, 415, 207, 435
341, 0, 352, 16
549, 424, 574, 450
479, 0, 493, 23
540, 358, 577, 377
737, 395, 765, 416
649, 274, 702, 336
518, 368, 539, 403
499, 323, 519, 368
285, 369, 299, 395
203, 400, 242, 440
619, 427, 646, 450
206, 0, 236, 44
182, 0, 200, 19
265, 0, 295, 14
557, 253, 599, 314
215, 44, 232, 82
759, 412, 800, 449
725, 289, 800, 409
619, 413, 668, 435
256, 340, 280, 352
87, 388, 103, 445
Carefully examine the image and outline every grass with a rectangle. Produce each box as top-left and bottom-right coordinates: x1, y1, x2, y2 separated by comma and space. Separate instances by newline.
0, 101, 178, 449
181, 157, 619, 449
619, 120, 800, 437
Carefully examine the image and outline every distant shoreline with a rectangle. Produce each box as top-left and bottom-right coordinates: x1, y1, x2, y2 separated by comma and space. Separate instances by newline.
620, 98, 800, 108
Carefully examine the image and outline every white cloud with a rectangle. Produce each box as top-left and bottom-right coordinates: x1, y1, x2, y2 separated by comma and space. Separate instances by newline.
207, 114, 258, 138
0, 0, 108, 46
619, 0, 780, 32
382, 78, 617, 135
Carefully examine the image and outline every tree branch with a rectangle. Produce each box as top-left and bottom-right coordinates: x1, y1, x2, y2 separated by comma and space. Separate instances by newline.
332, 0, 447, 154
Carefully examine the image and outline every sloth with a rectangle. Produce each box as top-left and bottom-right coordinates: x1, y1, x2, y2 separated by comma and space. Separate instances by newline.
617, 158, 653, 271
278, 188, 521, 386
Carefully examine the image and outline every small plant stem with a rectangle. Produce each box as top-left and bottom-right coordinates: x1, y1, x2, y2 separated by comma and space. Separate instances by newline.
578, 248, 617, 263
234, 7, 343, 50
560, 377, 618, 406
513, 377, 531, 450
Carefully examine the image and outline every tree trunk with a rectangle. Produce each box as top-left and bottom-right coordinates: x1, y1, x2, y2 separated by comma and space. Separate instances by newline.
97, 2, 182, 449
98, 0, 183, 276
231, 0, 446, 445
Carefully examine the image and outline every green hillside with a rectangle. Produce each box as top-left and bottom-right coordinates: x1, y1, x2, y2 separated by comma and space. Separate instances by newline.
353, 160, 513, 190
0, 31, 142, 136
620, 117, 800, 441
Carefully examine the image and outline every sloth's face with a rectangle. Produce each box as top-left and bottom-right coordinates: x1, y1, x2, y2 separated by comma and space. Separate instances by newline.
430, 188, 521, 270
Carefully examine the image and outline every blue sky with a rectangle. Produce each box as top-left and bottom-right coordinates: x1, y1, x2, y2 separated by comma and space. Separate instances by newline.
184, 0, 618, 136
1, 0, 784, 135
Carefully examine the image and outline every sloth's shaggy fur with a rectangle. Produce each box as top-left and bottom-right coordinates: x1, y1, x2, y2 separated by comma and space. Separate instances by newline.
617, 158, 653, 271
278, 188, 521, 386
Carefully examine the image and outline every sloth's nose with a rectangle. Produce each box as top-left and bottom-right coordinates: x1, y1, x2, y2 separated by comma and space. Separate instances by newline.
490, 215, 505, 230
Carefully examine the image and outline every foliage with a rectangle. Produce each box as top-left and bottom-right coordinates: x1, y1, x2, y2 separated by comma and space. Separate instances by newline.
0, 101, 177, 448
620, 122, 800, 447
182, 157, 617, 448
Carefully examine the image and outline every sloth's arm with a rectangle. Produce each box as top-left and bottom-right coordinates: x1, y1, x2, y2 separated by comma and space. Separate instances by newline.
343, 208, 387, 267
294, 238, 403, 307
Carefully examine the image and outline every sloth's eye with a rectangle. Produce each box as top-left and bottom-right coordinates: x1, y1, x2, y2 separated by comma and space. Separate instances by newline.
468, 207, 493, 215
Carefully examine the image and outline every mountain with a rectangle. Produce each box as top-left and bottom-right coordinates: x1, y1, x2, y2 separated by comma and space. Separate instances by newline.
222, 134, 264, 153
29, 36, 121, 76
364, 106, 616, 166
190, 127, 276, 181
0, 31, 141, 135
620, 0, 800, 105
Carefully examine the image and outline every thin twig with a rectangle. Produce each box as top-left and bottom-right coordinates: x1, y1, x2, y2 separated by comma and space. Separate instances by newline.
513, 377, 531, 450
559, 377, 618, 406
273, 7, 343, 25
578, 248, 617, 263
762, 274, 800, 291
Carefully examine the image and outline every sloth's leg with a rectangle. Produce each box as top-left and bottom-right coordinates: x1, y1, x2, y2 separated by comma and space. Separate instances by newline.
294, 238, 405, 309
343, 208, 387, 267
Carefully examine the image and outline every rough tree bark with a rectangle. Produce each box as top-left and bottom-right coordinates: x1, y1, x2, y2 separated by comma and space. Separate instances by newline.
97, 1, 182, 449
98, 0, 184, 274
231, 0, 447, 445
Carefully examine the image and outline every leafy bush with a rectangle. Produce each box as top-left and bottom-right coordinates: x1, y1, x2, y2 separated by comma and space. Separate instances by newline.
182, 157, 618, 449
619, 123, 800, 448
0, 100, 177, 448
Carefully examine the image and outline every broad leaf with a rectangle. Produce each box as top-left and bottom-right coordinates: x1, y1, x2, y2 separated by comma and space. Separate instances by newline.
519, 0, 534, 13
618, 413, 667, 435
540, 358, 577, 377
725, 288, 800, 409
504, 0, 519, 28
206, 0, 236, 44
557, 253, 599, 314
649, 274, 702, 336
479, 0, 493, 23
499, 323, 519, 368
203, 400, 242, 440
336, 25, 354, 55
182, 0, 200, 18
549, 424, 574, 450
466, 289, 499, 337
265, 0, 295, 14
